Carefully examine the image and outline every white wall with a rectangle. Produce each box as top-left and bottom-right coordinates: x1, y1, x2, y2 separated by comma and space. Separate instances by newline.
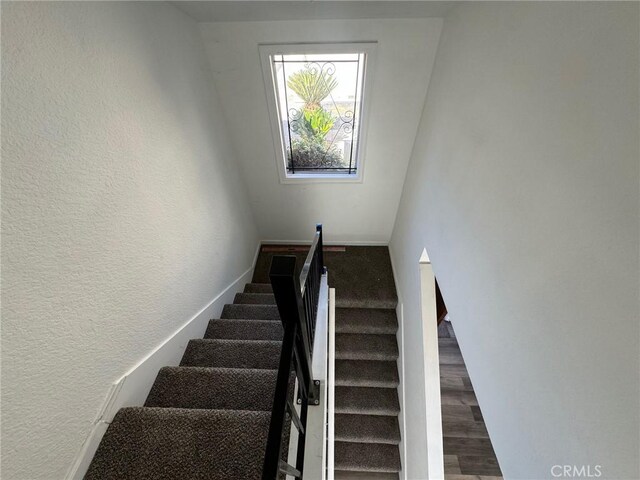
198, 19, 442, 244
1, 3, 258, 479
391, 2, 639, 479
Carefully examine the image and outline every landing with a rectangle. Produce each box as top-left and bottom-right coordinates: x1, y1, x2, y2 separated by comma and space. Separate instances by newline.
253, 245, 397, 309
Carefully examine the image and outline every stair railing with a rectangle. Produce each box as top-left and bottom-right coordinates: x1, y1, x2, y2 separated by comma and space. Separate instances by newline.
262, 225, 325, 480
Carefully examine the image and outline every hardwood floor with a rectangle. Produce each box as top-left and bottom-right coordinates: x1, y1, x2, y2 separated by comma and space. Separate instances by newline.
439, 321, 502, 479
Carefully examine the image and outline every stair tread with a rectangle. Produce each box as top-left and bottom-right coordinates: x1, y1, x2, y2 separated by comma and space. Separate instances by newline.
335, 441, 401, 472
85, 407, 271, 479
326, 247, 398, 309
336, 308, 398, 334
336, 386, 400, 415
145, 367, 276, 411
233, 292, 276, 305
244, 283, 273, 294
221, 304, 280, 320
336, 333, 398, 361
205, 318, 282, 341
252, 247, 397, 308
335, 414, 400, 444
180, 339, 281, 370
336, 360, 399, 387
335, 471, 399, 480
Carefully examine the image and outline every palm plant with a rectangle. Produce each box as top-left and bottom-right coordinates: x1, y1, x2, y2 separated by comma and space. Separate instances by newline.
286, 66, 341, 168
287, 67, 338, 110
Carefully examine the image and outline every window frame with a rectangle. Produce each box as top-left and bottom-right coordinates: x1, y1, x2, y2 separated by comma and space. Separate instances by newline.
259, 42, 377, 184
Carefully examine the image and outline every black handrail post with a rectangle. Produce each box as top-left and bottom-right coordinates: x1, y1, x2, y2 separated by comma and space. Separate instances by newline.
262, 321, 297, 479
316, 224, 324, 274
262, 226, 325, 479
262, 256, 299, 480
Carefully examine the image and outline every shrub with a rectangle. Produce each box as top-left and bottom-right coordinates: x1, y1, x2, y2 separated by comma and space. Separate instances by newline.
287, 138, 344, 170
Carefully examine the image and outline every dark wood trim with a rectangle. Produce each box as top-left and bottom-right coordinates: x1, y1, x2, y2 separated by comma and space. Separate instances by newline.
436, 279, 448, 325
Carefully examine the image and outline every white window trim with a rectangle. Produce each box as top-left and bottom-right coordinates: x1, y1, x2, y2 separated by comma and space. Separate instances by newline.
259, 42, 377, 184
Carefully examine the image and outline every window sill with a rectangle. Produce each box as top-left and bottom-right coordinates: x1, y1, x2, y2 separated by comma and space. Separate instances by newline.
280, 172, 363, 184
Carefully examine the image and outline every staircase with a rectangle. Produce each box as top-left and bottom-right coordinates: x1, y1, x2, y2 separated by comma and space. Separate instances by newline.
87, 244, 401, 479
255, 246, 402, 479
85, 289, 289, 479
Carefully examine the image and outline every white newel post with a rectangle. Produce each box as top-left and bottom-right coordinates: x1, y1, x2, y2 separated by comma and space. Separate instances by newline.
420, 249, 445, 480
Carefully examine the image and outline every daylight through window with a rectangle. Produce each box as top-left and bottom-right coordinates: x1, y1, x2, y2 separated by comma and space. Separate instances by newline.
269, 51, 368, 177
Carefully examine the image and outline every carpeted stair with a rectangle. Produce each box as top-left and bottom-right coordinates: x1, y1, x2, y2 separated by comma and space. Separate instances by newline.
86, 407, 273, 479
253, 246, 402, 478
87, 245, 402, 478
85, 283, 290, 480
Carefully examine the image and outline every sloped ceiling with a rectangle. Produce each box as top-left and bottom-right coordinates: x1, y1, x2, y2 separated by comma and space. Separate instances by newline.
184, 4, 447, 243
173, 1, 455, 22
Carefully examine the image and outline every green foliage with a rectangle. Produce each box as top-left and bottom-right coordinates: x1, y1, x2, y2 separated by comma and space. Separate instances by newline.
302, 108, 335, 141
287, 68, 338, 110
286, 66, 342, 169
288, 138, 344, 170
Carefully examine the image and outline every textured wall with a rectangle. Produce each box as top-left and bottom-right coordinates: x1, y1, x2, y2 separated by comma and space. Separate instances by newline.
391, 2, 639, 479
1, 3, 258, 478
198, 19, 442, 244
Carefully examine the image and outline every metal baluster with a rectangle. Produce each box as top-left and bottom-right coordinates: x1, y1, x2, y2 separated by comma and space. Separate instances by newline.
262, 226, 324, 479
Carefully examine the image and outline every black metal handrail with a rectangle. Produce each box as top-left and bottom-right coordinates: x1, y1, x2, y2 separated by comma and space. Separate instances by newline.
262, 225, 325, 480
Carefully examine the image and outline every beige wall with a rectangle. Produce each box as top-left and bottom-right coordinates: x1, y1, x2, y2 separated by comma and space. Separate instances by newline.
1, 3, 258, 478
391, 2, 639, 478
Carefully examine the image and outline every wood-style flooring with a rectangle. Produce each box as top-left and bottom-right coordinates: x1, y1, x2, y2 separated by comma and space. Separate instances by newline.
439, 321, 502, 480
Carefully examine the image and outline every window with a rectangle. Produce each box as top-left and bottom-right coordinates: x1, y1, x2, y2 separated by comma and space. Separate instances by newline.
260, 43, 376, 182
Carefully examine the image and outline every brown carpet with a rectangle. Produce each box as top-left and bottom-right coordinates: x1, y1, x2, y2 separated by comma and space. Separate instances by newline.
252, 246, 398, 309
254, 245, 402, 476
85, 285, 291, 479
86, 245, 401, 478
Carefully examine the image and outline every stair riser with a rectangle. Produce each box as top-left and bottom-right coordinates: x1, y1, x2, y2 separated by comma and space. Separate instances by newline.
221, 304, 280, 320
335, 472, 399, 480
336, 387, 400, 416
181, 340, 281, 370
336, 334, 399, 361
335, 378, 398, 388
336, 437, 400, 445
243, 283, 273, 294
335, 299, 398, 310
205, 319, 282, 341
335, 361, 399, 388
336, 308, 398, 335
335, 414, 401, 445
336, 352, 398, 361
335, 441, 401, 473
335, 406, 400, 416
145, 367, 277, 411
233, 292, 276, 305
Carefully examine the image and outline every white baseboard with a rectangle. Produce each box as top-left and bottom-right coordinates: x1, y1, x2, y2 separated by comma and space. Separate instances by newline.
65, 243, 261, 480
388, 246, 408, 480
